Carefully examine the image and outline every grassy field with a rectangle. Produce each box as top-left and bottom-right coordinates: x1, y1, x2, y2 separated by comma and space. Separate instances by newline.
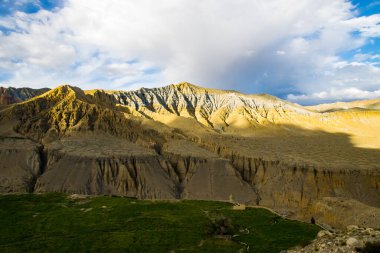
0, 193, 319, 252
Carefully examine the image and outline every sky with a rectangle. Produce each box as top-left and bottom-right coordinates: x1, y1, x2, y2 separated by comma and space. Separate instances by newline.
0, 0, 379, 105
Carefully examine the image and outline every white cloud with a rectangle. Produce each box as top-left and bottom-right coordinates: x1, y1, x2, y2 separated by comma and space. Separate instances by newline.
344, 14, 380, 37
354, 53, 380, 61
287, 57, 380, 103
0, 0, 379, 104
288, 60, 380, 104
288, 87, 380, 103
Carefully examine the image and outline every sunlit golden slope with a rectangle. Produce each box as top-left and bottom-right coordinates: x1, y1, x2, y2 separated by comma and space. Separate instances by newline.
1, 82, 379, 154
0, 85, 167, 147
84, 82, 380, 149
306, 99, 380, 112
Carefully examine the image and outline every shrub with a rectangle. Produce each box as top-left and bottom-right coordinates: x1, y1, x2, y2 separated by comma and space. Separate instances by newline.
206, 214, 237, 236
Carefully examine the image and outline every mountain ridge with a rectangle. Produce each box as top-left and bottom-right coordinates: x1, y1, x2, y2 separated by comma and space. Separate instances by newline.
2, 82, 379, 112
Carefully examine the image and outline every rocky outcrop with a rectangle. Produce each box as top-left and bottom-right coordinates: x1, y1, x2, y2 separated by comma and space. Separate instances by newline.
287, 226, 380, 253
0, 138, 42, 193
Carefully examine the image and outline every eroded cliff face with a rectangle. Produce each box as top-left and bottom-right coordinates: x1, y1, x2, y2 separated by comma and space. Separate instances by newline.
35, 152, 178, 199
0, 138, 42, 193
231, 156, 380, 213
161, 140, 257, 202
197, 136, 380, 220
33, 136, 178, 199
28, 136, 257, 203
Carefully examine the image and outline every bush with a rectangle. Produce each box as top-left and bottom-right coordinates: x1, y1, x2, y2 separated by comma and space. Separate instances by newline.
206, 214, 237, 236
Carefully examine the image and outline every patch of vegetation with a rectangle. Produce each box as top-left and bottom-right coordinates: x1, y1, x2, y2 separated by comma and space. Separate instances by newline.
0, 193, 320, 252
206, 213, 237, 236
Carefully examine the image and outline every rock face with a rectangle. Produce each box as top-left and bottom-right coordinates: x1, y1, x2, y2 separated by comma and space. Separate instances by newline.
0, 138, 42, 193
0, 83, 379, 230
108, 82, 312, 130
197, 134, 380, 217
34, 137, 257, 202
287, 226, 380, 253
0, 87, 49, 106
35, 136, 178, 199
232, 157, 380, 213
229, 153, 380, 214
161, 140, 257, 202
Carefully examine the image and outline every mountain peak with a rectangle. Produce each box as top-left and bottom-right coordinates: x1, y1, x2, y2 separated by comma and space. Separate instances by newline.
173, 82, 201, 89
170, 82, 205, 92
54, 84, 82, 94
43, 84, 86, 100
169, 82, 240, 95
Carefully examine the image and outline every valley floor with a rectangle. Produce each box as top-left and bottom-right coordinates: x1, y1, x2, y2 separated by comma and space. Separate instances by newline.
0, 193, 319, 253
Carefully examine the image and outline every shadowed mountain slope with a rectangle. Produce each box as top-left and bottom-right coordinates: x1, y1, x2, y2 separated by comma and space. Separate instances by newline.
0, 87, 50, 106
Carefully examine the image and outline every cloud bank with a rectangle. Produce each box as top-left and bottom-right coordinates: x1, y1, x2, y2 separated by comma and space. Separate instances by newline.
0, 0, 379, 104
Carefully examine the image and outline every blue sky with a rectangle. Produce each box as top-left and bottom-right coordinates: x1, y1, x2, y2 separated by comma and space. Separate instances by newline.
0, 0, 62, 16
0, 0, 379, 105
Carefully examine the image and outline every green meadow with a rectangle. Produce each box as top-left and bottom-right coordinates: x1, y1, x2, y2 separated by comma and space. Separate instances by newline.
0, 193, 319, 252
